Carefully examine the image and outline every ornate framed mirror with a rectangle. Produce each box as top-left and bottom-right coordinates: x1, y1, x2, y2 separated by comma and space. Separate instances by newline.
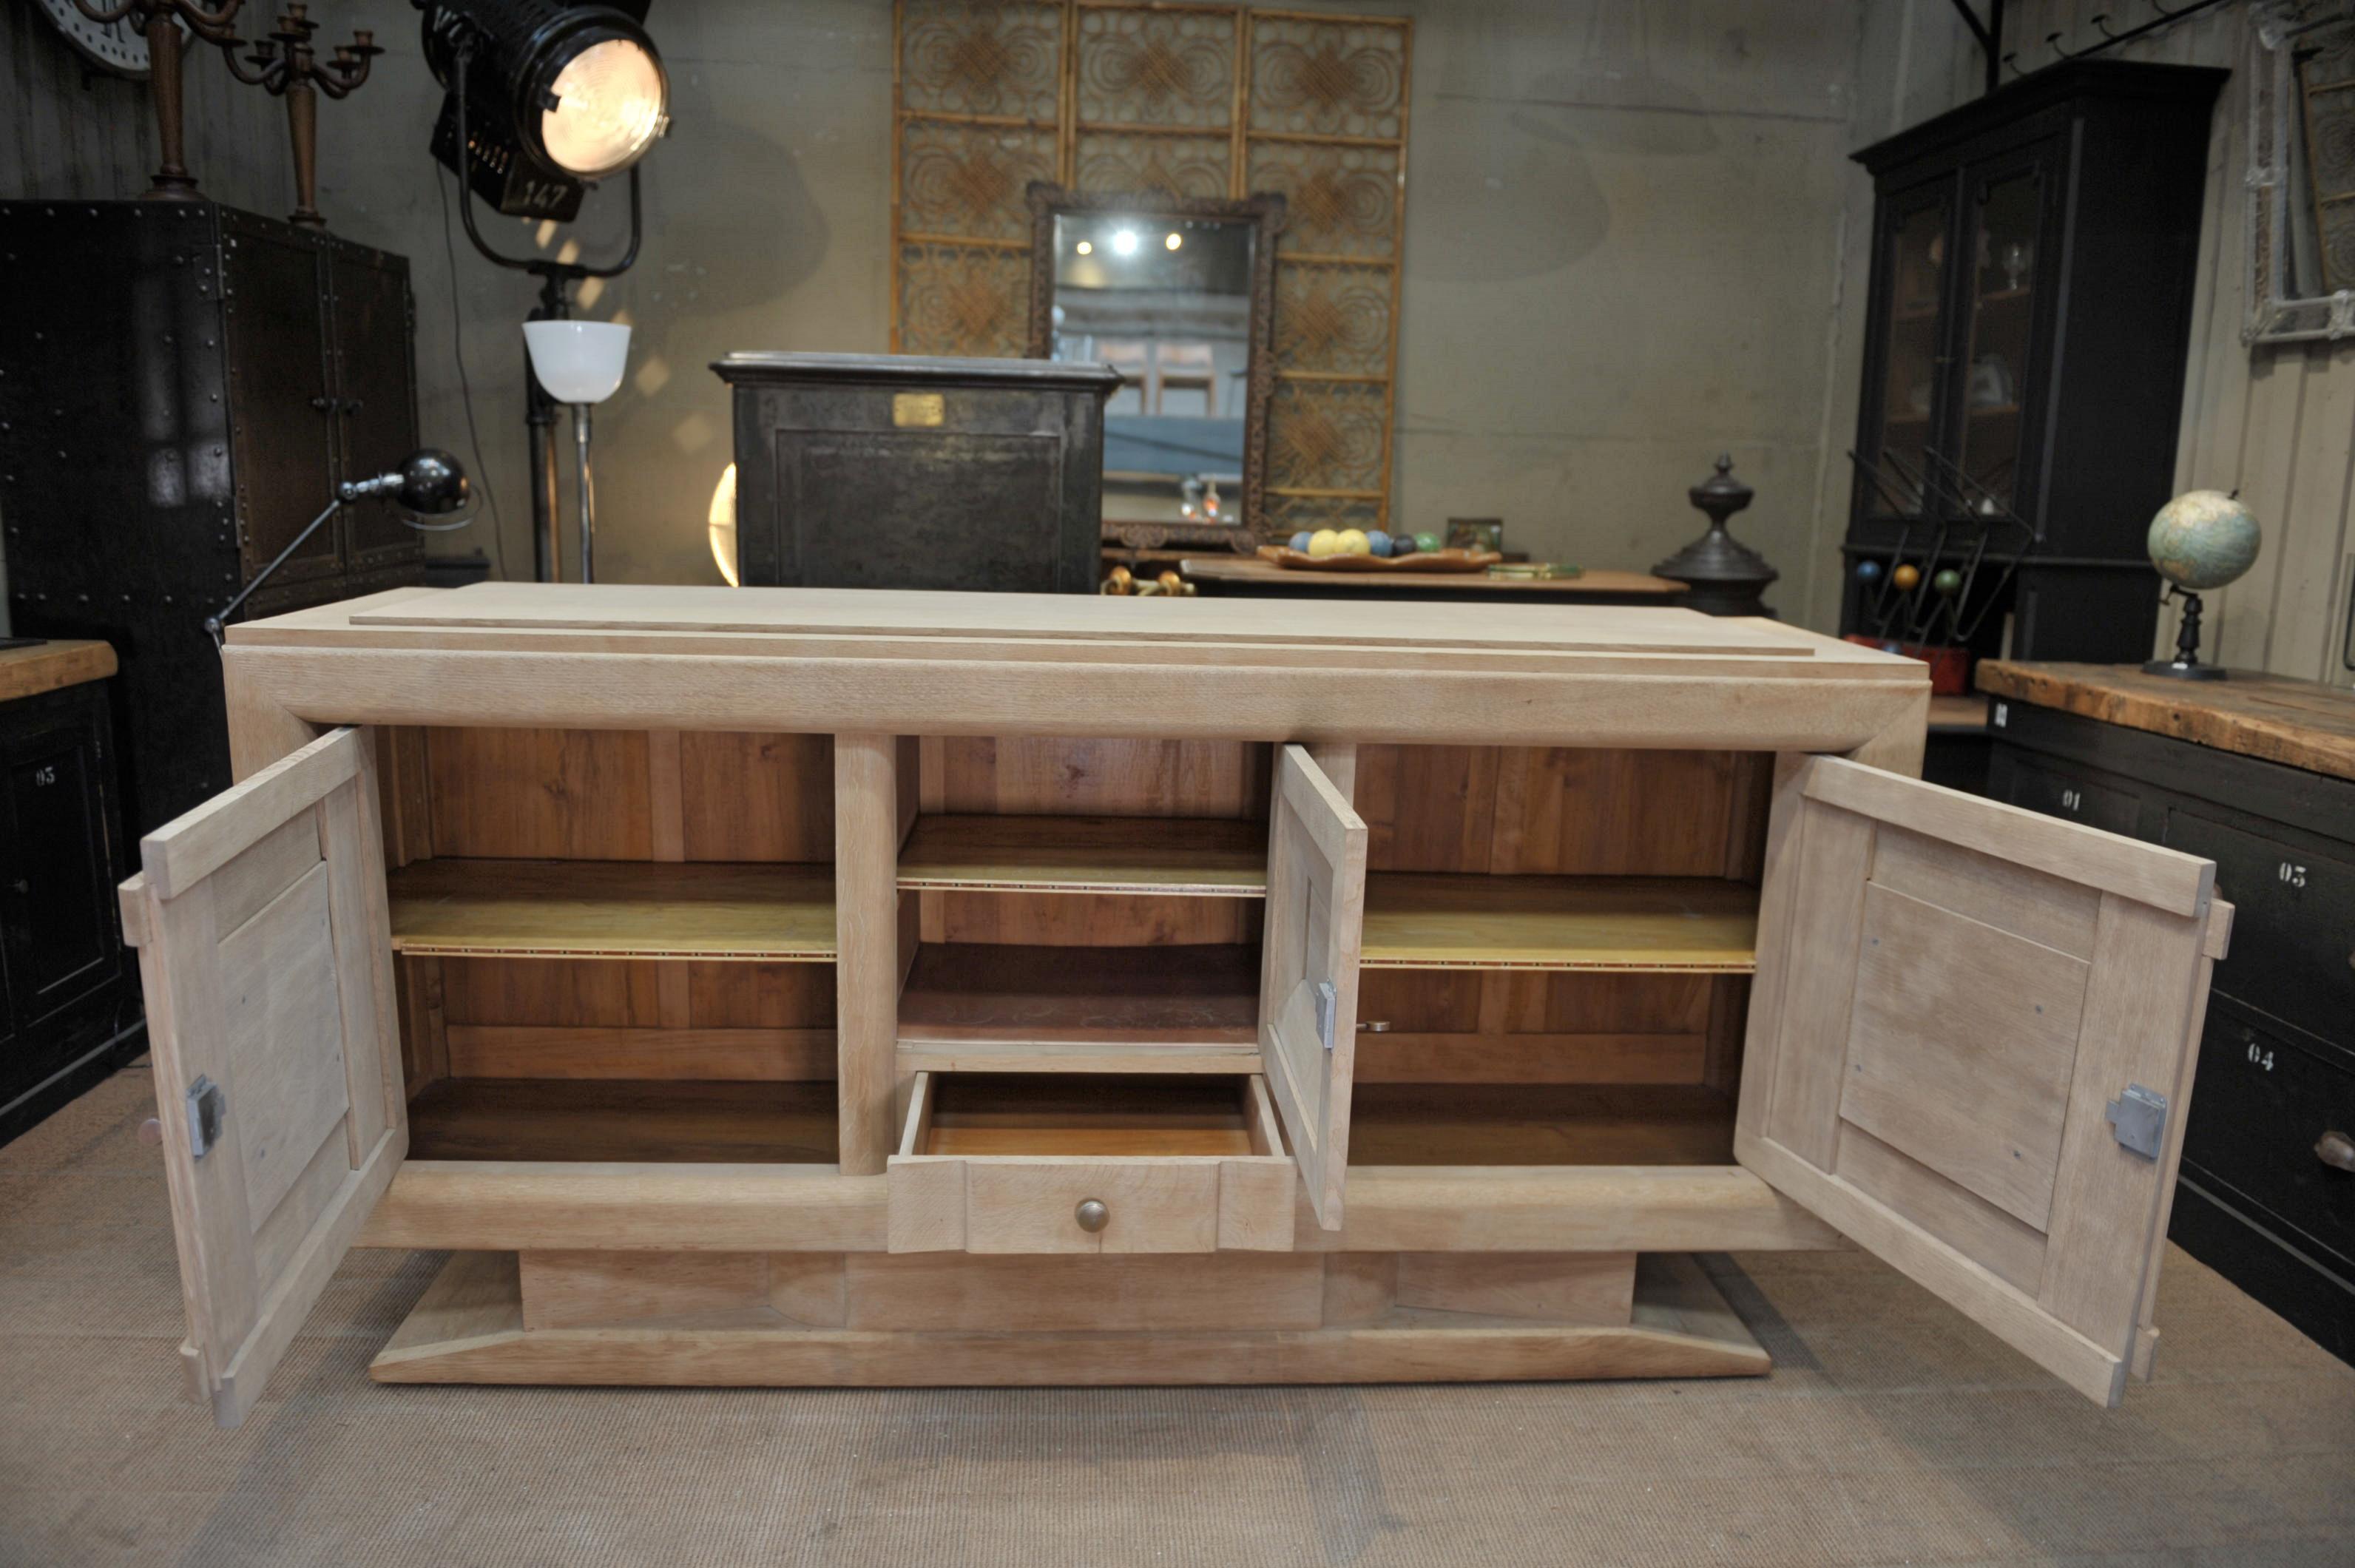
1026, 184, 1283, 549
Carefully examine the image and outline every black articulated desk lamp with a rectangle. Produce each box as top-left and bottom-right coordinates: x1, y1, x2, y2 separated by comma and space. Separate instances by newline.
418, 0, 670, 584
203, 451, 472, 644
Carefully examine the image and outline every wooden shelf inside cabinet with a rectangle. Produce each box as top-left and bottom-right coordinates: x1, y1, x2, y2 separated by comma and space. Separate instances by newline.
896, 814, 1266, 896
897, 942, 1261, 1074
406, 1078, 841, 1163
1361, 873, 1758, 973
387, 859, 837, 961
1349, 1084, 1737, 1166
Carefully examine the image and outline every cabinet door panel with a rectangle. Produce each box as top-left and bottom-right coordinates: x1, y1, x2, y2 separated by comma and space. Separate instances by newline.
1260, 744, 1368, 1229
223, 229, 339, 591
1740, 756, 2225, 1408
328, 251, 422, 565
118, 727, 403, 1427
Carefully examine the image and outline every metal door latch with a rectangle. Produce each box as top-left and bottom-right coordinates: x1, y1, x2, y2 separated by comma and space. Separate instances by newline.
1314, 980, 1338, 1052
185, 1075, 226, 1160
2105, 1084, 2168, 1160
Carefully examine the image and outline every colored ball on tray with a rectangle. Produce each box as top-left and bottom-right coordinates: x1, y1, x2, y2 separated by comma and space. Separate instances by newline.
1336, 528, 1370, 555
1855, 559, 1883, 583
1931, 567, 1963, 595
1288, 530, 1314, 553
1308, 528, 1342, 557
1413, 531, 1442, 553
1891, 563, 1921, 590
1365, 530, 1392, 557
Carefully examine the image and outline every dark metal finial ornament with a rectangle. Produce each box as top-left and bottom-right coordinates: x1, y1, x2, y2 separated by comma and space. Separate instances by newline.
1652, 454, 1780, 618
218, 2, 383, 229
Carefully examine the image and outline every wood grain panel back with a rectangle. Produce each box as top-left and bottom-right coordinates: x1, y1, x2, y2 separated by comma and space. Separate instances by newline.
928, 737, 1271, 819
439, 956, 666, 1029
426, 728, 652, 859
689, 962, 837, 1028
681, 732, 834, 862
1357, 746, 1768, 876
927, 891, 1262, 947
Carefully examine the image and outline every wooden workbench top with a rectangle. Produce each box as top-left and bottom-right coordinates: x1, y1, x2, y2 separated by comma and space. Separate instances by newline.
0, 639, 115, 705
1977, 660, 2355, 783
1180, 558, 1689, 596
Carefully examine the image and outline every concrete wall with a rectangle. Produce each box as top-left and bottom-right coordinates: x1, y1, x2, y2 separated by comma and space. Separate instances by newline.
5, 1, 1951, 634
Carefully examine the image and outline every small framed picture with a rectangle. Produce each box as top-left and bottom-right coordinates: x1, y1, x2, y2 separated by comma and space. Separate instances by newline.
1446, 518, 1503, 553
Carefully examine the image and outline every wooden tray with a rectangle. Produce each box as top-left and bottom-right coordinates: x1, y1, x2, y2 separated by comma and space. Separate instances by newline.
1254, 546, 1504, 574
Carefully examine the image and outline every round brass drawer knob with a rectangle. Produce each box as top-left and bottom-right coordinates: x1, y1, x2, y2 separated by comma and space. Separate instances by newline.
1075, 1198, 1109, 1233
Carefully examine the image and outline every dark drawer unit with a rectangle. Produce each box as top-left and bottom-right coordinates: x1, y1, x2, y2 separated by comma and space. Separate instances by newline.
2163, 811, 2355, 1047
0, 661, 136, 1146
1985, 688, 2355, 1363
1987, 746, 2146, 836
2183, 1000, 2355, 1275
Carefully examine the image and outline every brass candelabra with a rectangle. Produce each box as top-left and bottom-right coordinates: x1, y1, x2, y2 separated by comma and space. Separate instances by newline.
220, 4, 382, 229
66, 0, 249, 200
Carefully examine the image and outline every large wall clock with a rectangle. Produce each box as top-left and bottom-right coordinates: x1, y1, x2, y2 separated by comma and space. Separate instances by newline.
32, 0, 151, 78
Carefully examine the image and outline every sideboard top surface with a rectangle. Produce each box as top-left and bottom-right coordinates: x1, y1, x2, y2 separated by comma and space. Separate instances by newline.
250, 584, 1905, 666
220, 586, 1927, 751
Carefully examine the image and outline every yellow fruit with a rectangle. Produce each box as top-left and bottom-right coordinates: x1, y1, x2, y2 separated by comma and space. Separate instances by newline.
1336, 528, 1371, 556
1307, 529, 1342, 557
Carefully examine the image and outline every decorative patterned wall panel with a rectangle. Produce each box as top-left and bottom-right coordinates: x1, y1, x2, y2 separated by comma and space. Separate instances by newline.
1075, 132, 1231, 200
1248, 16, 1407, 140
899, 1, 1064, 121
901, 123, 1060, 241
1272, 261, 1391, 378
898, 243, 1033, 359
1076, 7, 1237, 129
1266, 379, 1388, 496
1246, 141, 1399, 259
893, 3, 1409, 534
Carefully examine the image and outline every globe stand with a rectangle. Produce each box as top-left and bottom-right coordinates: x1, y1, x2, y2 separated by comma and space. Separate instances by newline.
2143, 587, 2228, 681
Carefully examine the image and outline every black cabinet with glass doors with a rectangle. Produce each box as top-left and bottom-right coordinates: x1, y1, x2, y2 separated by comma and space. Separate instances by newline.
1842, 61, 2226, 669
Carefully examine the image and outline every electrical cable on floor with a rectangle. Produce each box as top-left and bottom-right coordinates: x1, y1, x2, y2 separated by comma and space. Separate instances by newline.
437, 166, 510, 581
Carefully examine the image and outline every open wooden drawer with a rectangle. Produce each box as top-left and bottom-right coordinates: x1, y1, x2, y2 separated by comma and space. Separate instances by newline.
885, 742, 1368, 1253
886, 1072, 1295, 1254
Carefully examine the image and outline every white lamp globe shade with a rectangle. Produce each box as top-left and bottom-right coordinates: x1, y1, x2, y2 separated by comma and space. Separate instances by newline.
523, 321, 632, 404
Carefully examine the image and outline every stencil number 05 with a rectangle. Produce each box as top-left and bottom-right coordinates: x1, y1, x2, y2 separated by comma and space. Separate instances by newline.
2277, 860, 2306, 889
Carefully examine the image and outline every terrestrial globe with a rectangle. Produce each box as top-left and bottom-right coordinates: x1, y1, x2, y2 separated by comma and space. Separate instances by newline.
2143, 490, 2261, 680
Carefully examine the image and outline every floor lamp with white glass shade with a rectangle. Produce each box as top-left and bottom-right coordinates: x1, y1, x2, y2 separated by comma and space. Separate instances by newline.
522, 320, 630, 581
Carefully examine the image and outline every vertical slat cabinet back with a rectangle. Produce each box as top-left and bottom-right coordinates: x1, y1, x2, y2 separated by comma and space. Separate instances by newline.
1738, 756, 2226, 1407
119, 727, 405, 1427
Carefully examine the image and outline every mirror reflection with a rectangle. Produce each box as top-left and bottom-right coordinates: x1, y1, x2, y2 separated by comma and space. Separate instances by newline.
1047, 212, 1255, 529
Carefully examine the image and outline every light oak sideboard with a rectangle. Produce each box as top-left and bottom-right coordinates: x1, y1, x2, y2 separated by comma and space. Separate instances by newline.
117, 585, 2231, 1427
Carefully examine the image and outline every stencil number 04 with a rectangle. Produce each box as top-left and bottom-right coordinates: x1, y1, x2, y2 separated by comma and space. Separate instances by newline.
2246, 1041, 2276, 1072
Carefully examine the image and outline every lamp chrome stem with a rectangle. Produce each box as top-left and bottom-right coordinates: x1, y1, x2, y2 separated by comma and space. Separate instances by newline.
574, 403, 595, 584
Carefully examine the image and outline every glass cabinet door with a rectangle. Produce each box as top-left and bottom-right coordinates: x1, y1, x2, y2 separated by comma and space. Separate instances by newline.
1953, 161, 2049, 516
1866, 184, 1958, 518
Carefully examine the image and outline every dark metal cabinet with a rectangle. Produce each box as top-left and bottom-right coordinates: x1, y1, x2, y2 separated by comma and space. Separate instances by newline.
1843, 63, 2226, 666
0, 200, 425, 837
0, 672, 132, 1146
715, 353, 1122, 594
1987, 697, 2355, 1364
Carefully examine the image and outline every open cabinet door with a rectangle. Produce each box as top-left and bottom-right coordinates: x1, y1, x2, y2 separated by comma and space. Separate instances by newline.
1260, 744, 1368, 1230
1739, 757, 2229, 1408
118, 728, 404, 1427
